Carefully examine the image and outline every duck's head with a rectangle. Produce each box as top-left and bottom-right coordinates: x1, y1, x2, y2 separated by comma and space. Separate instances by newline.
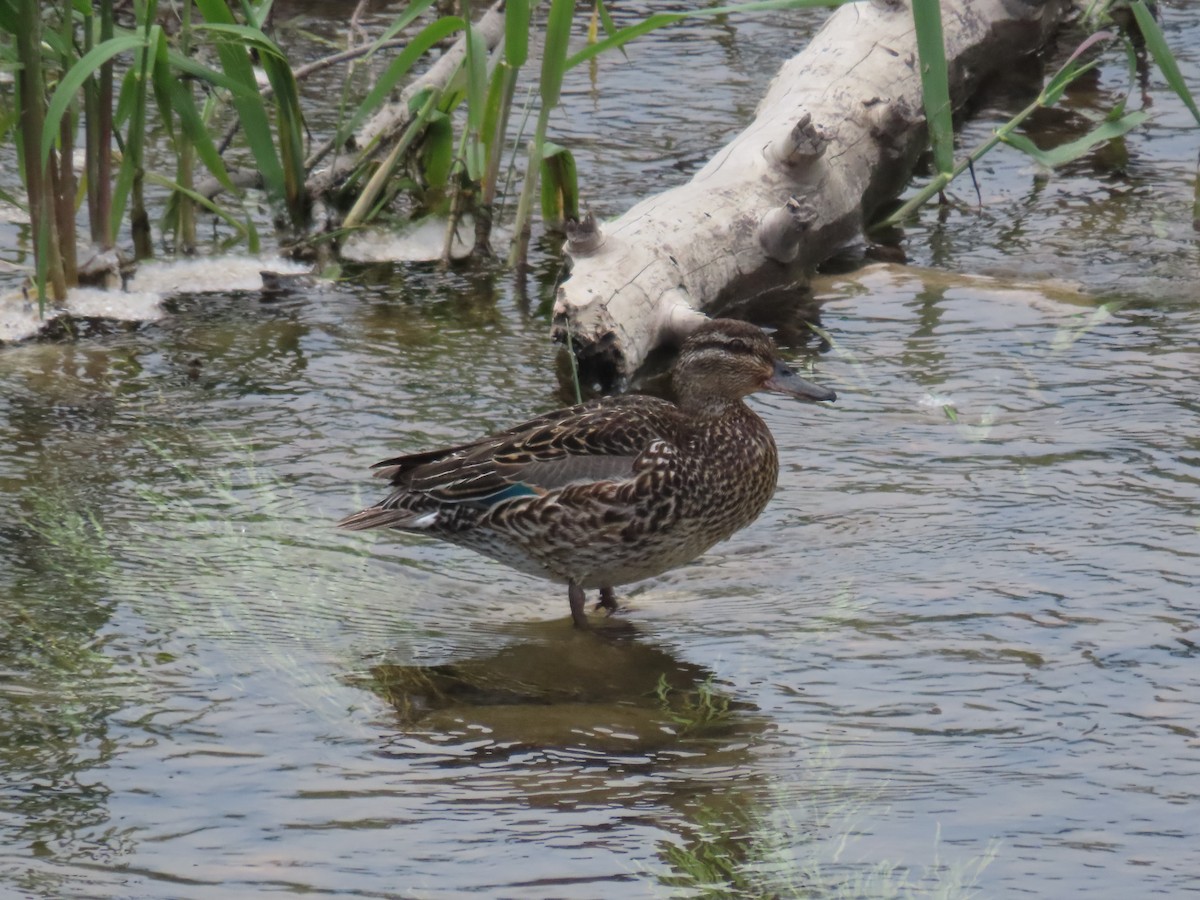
672, 318, 836, 411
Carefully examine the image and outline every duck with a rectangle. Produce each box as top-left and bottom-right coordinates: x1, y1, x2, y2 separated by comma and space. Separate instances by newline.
338, 318, 836, 628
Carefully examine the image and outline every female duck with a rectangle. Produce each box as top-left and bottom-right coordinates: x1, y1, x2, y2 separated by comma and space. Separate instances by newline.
339, 318, 835, 627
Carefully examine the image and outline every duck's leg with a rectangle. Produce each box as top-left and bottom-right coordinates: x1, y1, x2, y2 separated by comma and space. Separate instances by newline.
595, 586, 619, 614
568, 582, 590, 629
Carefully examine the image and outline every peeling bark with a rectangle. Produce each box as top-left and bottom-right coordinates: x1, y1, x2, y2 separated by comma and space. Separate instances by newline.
552, 0, 1073, 386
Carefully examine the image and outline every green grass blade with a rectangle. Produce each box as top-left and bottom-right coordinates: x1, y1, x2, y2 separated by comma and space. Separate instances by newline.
540, 140, 578, 228
0, 0, 17, 32
165, 48, 265, 101
343, 89, 439, 228
1001, 109, 1149, 167
110, 23, 159, 247
879, 30, 1133, 228
481, 59, 509, 154
153, 45, 237, 193
509, 0, 577, 267
113, 62, 137, 128
1128, 0, 1200, 126
336, 16, 465, 148
595, 0, 620, 40
39, 24, 73, 59
505, 0, 530, 68
1040, 32, 1109, 105
191, 1, 286, 206
0, 110, 18, 199
193, 20, 291, 53
464, 3, 488, 126
145, 170, 255, 241
40, 35, 145, 171
591, 0, 628, 61
463, 5, 489, 181
148, 26, 175, 142
373, 0, 436, 46
911, 0, 953, 176
481, 59, 519, 205
420, 110, 454, 190
237, 0, 272, 29
541, 0, 575, 109
256, 46, 308, 225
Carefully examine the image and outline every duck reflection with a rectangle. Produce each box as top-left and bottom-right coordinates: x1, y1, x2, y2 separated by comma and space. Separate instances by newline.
355, 622, 788, 893
358, 621, 768, 758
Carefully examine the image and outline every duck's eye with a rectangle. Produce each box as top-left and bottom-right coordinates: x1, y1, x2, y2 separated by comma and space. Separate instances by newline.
726, 339, 753, 355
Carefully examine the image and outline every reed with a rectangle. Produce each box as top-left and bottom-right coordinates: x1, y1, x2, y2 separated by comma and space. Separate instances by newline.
885, 0, 1197, 227
3, 0, 1191, 306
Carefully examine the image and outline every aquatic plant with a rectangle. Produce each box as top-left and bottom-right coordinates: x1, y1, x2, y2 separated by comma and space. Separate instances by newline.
0, 0, 294, 306
656, 674, 737, 737
3, 0, 1194, 309
885, 0, 1198, 227
657, 770, 1001, 899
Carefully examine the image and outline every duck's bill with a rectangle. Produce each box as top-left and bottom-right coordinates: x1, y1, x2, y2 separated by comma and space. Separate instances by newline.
765, 360, 837, 403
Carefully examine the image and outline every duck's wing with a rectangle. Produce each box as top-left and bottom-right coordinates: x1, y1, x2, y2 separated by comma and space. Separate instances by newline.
370, 395, 679, 506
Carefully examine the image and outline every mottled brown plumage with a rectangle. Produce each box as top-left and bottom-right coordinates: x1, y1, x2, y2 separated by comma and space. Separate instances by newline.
338, 318, 835, 627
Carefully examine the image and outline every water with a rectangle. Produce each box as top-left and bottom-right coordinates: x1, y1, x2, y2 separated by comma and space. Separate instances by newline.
2, 5, 1200, 898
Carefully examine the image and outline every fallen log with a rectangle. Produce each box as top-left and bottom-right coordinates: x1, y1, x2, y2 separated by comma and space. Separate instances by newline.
552, 0, 1073, 387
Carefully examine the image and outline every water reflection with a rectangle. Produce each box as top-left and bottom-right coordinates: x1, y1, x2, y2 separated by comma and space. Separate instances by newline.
0, 490, 126, 891
355, 621, 788, 896
362, 620, 764, 755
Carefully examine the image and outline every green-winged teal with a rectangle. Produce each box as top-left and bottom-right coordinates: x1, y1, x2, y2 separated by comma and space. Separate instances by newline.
338, 318, 836, 627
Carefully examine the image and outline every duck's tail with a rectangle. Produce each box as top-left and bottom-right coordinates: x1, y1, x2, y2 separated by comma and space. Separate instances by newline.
336, 506, 439, 531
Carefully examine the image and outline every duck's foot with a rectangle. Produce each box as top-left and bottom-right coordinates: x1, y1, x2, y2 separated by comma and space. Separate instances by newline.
568, 582, 590, 629
594, 586, 619, 615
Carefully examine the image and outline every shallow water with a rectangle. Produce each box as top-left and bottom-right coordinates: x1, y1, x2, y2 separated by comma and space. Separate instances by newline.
3, 5, 1200, 899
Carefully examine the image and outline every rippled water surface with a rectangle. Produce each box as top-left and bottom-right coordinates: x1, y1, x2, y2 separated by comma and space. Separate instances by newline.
2, 4, 1199, 898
